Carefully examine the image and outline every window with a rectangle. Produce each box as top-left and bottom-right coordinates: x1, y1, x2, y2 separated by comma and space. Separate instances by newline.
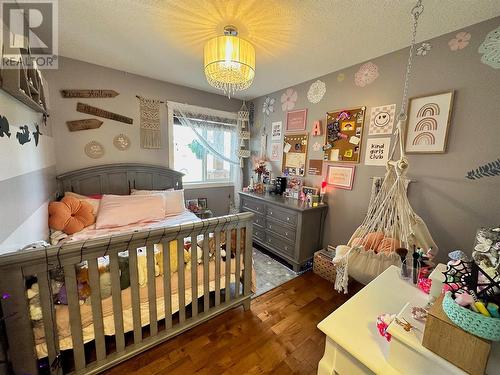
169, 106, 237, 185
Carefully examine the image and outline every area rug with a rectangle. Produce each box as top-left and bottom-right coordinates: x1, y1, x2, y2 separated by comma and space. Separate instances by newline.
252, 248, 299, 297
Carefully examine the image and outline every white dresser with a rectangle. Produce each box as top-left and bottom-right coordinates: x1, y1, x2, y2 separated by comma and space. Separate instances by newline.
317, 266, 499, 375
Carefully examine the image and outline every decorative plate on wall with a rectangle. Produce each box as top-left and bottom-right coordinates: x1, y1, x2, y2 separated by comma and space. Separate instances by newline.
84, 141, 105, 159
113, 133, 131, 151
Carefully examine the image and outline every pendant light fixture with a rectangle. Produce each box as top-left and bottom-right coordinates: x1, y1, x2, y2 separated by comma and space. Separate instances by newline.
204, 25, 256, 98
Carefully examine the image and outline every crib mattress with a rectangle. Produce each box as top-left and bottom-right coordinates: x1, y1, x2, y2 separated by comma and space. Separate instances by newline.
33, 258, 250, 359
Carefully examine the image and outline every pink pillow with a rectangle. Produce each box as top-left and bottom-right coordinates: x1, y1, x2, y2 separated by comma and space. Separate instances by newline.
131, 189, 186, 217
96, 195, 165, 229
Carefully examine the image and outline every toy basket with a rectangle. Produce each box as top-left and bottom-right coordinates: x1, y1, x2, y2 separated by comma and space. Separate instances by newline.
313, 250, 336, 283
442, 292, 500, 341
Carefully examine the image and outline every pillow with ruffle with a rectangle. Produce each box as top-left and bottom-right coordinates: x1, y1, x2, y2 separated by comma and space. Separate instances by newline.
48, 196, 95, 235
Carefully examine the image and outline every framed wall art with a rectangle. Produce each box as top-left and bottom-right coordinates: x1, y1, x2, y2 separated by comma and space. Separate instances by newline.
405, 91, 454, 153
324, 106, 366, 163
326, 164, 356, 190
282, 133, 308, 177
271, 121, 282, 140
286, 109, 307, 133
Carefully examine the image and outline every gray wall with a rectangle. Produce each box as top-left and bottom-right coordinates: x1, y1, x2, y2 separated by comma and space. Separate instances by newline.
0, 91, 56, 254
249, 17, 500, 263
44, 57, 243, 215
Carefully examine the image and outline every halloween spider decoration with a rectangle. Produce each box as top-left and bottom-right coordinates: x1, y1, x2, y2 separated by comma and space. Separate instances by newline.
444, 260, 500, 305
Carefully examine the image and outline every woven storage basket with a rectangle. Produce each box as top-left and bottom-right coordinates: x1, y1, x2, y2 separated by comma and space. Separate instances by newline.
442, 291, 500, 341
313, 251, 336, 283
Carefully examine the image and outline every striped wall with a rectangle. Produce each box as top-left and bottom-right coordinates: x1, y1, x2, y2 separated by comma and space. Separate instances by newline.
0, 90, 56, 254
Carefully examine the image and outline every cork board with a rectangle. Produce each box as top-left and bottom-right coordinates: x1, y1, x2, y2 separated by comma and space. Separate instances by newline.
324, 106, 366, 163
282, 133, 308, 176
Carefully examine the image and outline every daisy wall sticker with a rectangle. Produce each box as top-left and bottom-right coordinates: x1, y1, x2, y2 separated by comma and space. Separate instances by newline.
354, 62, 379, 87
262, 96, 275, 116
281, 88, 298, 111
307, 80, 326, 104
449, 31, 471, 51
416, 42, 432, 56
478, 26, 500, 69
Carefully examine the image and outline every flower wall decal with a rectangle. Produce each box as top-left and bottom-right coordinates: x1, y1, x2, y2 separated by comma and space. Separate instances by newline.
307, 80, 326, 104
281, 88, 298, 111
262, 96, 275, 115
312, 142, 322, 152
354, 62, 379, 87
478, 26, 500, 69
337, 73, 345, 82
449, 31, 471, 51
416, 42, 432, 56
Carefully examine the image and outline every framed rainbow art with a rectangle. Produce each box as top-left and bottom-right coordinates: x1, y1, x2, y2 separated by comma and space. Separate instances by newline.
404, 91, 454, 153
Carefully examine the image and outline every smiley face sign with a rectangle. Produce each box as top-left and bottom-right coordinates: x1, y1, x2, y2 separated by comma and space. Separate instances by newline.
374, 111, 391, 127
369, 104, 396, 135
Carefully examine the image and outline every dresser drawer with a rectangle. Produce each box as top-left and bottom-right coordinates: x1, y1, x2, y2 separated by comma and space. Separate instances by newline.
253, 225, 265, 242
253, 214, 265, 228
242, 198, 265, 214
266, 206, 297, 226
266, 218, 296, 242
265, 233, 294, 257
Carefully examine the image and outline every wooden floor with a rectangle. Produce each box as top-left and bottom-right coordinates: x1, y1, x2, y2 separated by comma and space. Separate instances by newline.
104, 272, 363, 375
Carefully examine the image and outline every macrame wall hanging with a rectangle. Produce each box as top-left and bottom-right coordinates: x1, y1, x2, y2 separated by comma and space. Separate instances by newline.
238, 102, 251, 167
137, 96, 162, 149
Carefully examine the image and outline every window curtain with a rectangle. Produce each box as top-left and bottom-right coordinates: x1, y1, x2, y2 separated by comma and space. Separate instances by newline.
167, 101, 242, 209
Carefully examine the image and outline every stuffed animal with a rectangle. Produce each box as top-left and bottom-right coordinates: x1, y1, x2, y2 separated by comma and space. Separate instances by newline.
27, 283, 42, 321
56, 266, 96, 304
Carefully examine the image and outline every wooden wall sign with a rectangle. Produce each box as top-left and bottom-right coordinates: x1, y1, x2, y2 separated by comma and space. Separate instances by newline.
66, 119, 103, 132
61, 89, 119, 98
76, 103, 133, 124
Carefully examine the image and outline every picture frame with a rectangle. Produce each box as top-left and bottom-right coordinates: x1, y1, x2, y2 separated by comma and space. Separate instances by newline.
198, 197, 208, 210
324, 106, 366, 163
185, 199, 200, 212
286, 109, 307, 133
282, 133, 308, 177
326, 164, 356, 190
405, 91, 454, 154
271, 121, 282, 140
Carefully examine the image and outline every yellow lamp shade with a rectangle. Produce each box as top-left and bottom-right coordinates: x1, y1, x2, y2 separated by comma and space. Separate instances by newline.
204, 34, 255, 97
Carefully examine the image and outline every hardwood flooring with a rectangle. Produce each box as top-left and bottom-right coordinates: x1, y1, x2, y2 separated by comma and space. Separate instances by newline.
104, 272, 363, 375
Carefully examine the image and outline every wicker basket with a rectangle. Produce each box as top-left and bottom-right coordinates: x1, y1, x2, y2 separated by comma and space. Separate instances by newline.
442, 291, 500, 341
313, 250, 336, 283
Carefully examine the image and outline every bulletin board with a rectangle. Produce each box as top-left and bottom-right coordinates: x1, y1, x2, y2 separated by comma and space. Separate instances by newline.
282, 133, 308, 176
324, 106, 366, 163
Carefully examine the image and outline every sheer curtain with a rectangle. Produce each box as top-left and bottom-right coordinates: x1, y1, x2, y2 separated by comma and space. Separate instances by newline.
167, 101, 242, 209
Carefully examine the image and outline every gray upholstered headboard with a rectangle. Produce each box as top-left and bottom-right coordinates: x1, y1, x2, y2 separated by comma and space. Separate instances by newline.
56, 163, 184, 196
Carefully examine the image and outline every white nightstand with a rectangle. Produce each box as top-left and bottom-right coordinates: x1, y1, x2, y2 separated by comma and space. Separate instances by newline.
317, 265, 499, 374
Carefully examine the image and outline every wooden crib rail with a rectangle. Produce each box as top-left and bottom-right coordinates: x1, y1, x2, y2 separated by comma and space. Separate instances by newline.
0, 212, 254, 375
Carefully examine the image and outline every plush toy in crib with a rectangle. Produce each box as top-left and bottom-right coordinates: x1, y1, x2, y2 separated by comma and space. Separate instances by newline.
57, 265, 111, 304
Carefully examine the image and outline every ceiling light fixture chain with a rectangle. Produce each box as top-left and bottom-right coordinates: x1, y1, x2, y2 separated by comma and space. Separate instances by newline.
398, 0, 424, 121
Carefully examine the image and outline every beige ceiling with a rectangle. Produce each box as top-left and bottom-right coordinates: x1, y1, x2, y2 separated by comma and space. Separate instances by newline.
58, 0, 500, 100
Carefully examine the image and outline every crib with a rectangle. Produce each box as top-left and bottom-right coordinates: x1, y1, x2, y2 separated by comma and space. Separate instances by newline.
0, 164, 254, 375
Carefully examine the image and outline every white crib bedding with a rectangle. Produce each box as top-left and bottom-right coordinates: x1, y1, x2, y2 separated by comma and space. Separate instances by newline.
33, 258, 243, 359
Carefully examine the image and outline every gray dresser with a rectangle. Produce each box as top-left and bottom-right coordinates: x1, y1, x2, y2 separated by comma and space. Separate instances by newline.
239, 192, 328, 271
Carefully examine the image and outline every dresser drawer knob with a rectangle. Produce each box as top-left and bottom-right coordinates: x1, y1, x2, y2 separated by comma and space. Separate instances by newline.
269, 211, 272, 215
268, 225, 272, 229
285, 232, 288, 236
285, 246, 289, 250
286, 217, 290, 221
